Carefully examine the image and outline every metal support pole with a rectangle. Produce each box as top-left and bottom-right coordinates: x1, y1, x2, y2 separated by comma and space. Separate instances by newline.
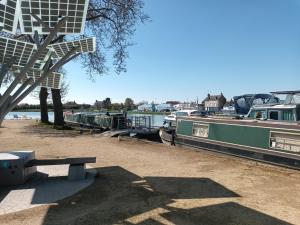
6, 48, 79, 113
10, 78, 33, 100
0, 65, 8, 88
0, 17, 68, 107
34, 31, 41, 48
0, 56, 16, 88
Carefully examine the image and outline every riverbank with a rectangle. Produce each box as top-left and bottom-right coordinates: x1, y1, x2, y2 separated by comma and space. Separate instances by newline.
0, 120, 299, 225
10, 110, 170, 115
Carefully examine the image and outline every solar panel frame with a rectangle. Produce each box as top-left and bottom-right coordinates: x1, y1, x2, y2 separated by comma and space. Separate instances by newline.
12, 65, 63, 89
0, 0, 20, 34
18, 0, 90, 35
49, 37, 96, 59
0, 36, 52, 69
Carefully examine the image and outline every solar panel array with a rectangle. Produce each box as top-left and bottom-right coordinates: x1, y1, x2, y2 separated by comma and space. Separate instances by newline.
0, 0, 93, 88
0, 37, 51, 69
19, 0, 89, 34
49, 37, 95, 59
0, 36, 51, 69
12, 65, 63, 89
0, 0, 20, 34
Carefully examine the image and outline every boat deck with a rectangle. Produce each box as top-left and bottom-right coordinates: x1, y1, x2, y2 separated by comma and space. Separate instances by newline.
180, 116, 300, 130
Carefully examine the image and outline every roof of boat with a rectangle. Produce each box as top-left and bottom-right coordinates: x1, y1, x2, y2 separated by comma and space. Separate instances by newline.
270, 90, 300, 95
251, 104, 299, 109
176, 109, 202, 113
72, 112, 124, 116
178, 115, 300, 130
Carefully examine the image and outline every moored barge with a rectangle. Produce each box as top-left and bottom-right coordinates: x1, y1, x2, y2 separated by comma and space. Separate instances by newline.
174, 91, 300, 169
64, 112, 127, 130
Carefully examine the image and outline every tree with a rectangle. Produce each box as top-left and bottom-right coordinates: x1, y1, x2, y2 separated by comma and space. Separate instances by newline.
0, 0, 148, 126
47, 0, 149, 126
94, 100, 103, 110
39, 87, 49, 123
103, 97, 112, 110
0, 17, 87, 126
51, 72, 69, 126
124, 98, 134, 111
32, 71, 69, 124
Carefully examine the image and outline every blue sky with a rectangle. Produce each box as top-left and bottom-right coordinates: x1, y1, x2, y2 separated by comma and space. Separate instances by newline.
25, 0, 300, 104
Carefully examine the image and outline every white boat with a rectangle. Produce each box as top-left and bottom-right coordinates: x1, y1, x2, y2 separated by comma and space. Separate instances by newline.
163, 110, 206, 127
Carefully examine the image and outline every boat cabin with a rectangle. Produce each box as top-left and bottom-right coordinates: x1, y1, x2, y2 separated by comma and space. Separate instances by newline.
247, 91, 300, 122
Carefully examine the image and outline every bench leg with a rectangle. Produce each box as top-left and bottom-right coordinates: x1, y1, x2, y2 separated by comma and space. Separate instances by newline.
68, 164, 86, 181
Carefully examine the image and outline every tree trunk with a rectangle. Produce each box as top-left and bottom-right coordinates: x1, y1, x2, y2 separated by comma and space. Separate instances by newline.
51, 88, 64, 126
39, 87, 49, 123
0, 112, 5, 127
0, 95, 13, 127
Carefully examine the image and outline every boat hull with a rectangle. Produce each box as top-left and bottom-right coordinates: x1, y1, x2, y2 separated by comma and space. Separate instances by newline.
175, 117, 300, 169
159, 128, 175, 145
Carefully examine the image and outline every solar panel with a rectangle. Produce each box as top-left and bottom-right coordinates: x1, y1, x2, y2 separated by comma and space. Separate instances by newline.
49, 37, 95, 59
0, 36, 52, 69
19, 0, 89, 35
0, 0, 20, 34
12, 65, 63, 89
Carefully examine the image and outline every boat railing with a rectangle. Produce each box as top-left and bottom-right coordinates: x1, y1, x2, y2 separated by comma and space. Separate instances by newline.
127, 115, 152, 131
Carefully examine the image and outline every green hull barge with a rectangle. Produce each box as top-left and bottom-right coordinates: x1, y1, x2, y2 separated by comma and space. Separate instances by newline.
172, 91, 300, 169
175, 116, 300, 169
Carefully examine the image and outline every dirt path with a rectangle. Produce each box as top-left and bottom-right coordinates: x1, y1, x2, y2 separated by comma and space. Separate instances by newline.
0, 120, 299, 225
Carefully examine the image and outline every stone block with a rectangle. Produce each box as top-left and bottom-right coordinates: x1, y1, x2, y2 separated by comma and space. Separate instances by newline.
68, 164, 86, 181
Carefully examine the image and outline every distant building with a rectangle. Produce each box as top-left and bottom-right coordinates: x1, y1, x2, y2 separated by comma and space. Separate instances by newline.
156, 103, 175, 112
174, 102, 203, 111
203, 93, 226, 112
137, 103, 156, 112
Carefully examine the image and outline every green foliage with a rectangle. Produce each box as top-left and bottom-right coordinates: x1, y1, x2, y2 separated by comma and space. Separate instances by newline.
124, 98, 134, 110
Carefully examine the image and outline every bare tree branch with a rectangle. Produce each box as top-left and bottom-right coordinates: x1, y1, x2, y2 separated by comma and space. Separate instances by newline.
81, 0, 149, 76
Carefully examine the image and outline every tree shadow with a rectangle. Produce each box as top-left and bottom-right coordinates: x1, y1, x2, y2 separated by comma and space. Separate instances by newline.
0, 166, 292, 225
40, 166, 241, 225
145, 176, 240, 199
125, 218, 165, 225
19, 124, 82, 138
161, 202, 292, 225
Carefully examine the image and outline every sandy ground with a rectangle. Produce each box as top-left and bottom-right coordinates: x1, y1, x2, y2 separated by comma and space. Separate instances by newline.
0, 120, 300, 225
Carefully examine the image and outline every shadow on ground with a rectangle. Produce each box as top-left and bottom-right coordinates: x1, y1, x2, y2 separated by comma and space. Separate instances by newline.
29, 166, 291, 225
0, 169, 97, 208
19, 124, 82, 138
0, 166, 292, 225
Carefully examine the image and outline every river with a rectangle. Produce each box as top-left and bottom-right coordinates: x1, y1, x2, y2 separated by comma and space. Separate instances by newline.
5, 112, 166, 127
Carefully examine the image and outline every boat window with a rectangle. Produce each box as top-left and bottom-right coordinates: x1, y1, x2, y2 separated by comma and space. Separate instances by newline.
270, 131, 300, 153
236, 98, 246, 107
252, 98, 264, 105
291, 94, 300, 104
190, 111, 199, 115
283, 110, 294, 121
190, 111, 204, 116
250, 110, 266, 119
269, 111, 279, 120
176, 112, 188, 117
297, 109, 300, 121
192, 123, 209, 138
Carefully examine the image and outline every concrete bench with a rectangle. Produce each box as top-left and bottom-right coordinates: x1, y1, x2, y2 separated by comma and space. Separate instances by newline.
26, 157, 96, 181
